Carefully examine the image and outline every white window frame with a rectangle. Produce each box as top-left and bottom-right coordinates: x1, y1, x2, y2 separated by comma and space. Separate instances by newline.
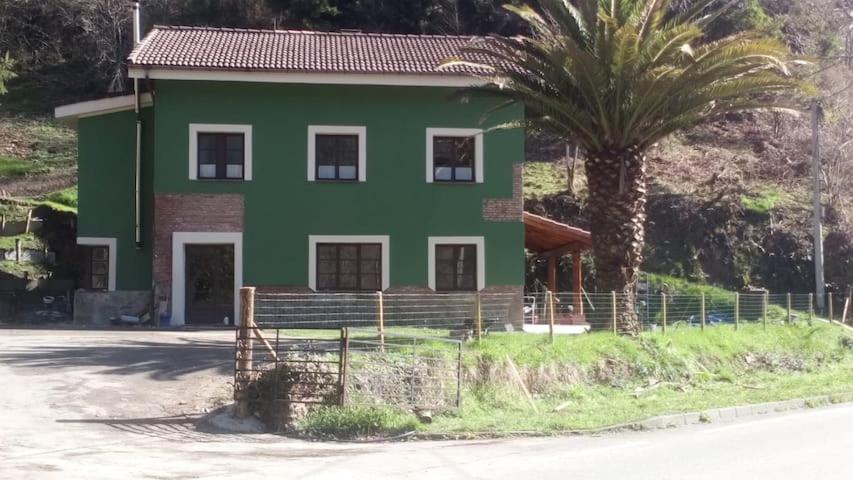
189, 124, 253, 181
308, 235, 390, 291
171, 232, 243, 327
307, 126, 367, 182
428, 236, 486, 292
425, 128, 484, 184
76, 237, 117, 292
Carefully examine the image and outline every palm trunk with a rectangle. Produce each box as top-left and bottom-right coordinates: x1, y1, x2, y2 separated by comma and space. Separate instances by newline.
584, 148, 647, 335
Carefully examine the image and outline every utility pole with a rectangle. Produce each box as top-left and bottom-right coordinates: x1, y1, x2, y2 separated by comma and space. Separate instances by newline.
811, 102, 826, 312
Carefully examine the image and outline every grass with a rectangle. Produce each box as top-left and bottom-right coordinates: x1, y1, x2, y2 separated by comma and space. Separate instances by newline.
288, 322, 853, 437
0, 232, 43, 251
0, 155, 40, 177
740, 187, 793, 216
524, 162, 571, 199
423, 323, 853, 434
0, 259, 49, 279
38, 187, 77, 213
299, 405, 420, 439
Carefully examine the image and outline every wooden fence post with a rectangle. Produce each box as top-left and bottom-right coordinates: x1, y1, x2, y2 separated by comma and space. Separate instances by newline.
787, 293, 792, 324
842, 295, 850, 325
661, 293, 667, 334
235, 286, 255, 418
377, 291, 385, 348
339, 328, 349, 406
611, 291, 618, 335
828, 292, 834, 323
763, 292, 768, 329
475, 293, 483, 343
548, 291, 556, 343
700, 293, 706, 332
734, 293, 740, 331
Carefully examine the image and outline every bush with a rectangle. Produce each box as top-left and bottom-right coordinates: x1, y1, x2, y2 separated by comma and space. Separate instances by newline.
299, 405, 420, 439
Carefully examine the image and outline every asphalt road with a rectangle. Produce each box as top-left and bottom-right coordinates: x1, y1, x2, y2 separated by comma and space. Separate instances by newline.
1, 329, 852, 479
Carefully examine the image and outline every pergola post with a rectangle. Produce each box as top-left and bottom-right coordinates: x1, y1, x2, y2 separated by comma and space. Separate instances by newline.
572, 250, 583, 315
548, 256, 558, 292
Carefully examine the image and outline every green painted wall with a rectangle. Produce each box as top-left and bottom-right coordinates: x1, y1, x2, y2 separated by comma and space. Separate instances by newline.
77, 108, 154, 290
71, 80, 521, 290
152, 81, 524, 288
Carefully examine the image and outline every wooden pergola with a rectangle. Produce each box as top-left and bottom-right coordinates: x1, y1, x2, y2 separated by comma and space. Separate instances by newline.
523, 211, 592, 315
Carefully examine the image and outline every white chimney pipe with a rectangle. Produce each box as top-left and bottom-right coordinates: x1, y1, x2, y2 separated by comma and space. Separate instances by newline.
132, 1, 141, 45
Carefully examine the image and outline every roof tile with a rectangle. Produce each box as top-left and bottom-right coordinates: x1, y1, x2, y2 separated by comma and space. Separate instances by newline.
128, 26, 495, 76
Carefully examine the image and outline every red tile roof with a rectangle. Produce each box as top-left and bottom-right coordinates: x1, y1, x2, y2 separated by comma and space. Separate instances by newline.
128, 26, 495, 76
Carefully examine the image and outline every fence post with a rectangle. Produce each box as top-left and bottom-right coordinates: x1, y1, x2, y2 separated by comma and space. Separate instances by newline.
611, 291, 618, 335
376, 291, 385, 348
763, 292, 768, 329
734, 292, 740, 331
808, 293, 814, 324
548, 291, 556, 343
661, 293, 667, 334
339, 328, 349, 406
235, 286, 255, 418
475, 293, 483, 343
828, 292, 834, 323
700, 293, 706, 332
787, 293, 792, 324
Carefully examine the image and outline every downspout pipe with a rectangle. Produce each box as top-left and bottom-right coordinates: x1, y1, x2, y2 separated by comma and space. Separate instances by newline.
132, 1, 143, 249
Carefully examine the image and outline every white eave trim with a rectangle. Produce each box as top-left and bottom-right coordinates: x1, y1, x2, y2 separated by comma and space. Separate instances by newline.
128, 67, 485, 88
55, 93, 153, 120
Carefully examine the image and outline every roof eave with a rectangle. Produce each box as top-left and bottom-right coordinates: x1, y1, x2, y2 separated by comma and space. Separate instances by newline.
127, 66, 487, 88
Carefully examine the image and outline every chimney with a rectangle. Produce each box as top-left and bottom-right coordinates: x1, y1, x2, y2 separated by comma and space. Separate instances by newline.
132, 0, 141, 45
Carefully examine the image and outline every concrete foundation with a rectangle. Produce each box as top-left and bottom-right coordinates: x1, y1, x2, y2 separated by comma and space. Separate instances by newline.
73, 290, 153, 326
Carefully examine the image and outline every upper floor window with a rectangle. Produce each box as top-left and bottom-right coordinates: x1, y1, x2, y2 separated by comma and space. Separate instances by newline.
308, 126, 367, 182
426, 128, 484, 184
198, 133, 244, 180
189, 124, 253, 181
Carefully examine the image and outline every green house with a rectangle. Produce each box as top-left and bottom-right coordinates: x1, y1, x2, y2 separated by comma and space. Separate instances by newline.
56, 24, 525, 326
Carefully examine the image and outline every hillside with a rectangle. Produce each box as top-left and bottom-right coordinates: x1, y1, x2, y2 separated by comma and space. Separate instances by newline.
0, 0, 851, 294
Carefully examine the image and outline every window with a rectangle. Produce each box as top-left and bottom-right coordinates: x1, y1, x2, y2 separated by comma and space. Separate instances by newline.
88, 246, 110, 291
315, 134, 359, 181
77, 237, 116, 291
426, 128, 484, 183
316, 243, 382, 291
308, 126, 367, 182
189, 124, 252, 180
428, 236, 485, 291
197, 133, 245, 179
433, 136, 475, 182
434, 245, 477, 291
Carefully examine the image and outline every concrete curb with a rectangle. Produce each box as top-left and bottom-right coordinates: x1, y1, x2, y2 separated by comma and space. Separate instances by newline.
412, 391, 853, 441
628, 391, 853, 431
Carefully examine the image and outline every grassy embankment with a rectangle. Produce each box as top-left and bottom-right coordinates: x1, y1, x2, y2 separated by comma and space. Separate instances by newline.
299, 321, 853, 438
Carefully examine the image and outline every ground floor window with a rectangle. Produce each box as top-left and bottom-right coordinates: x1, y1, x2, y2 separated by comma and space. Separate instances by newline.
434, 244, 477, 291
81, 246, 110, 290
316, 243, 382, 291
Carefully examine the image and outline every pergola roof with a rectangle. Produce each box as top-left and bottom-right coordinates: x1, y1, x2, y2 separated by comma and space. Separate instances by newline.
523, 211, 592, 255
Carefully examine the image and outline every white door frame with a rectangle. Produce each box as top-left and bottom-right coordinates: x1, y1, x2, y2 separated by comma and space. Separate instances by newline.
171, 232, 243, 326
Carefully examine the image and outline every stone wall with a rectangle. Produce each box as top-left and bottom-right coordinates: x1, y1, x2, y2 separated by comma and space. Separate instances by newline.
73, 290, 153, 325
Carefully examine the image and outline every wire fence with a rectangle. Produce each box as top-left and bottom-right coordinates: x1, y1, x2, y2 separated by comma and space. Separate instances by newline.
253, 292, 519, 334
524, 291, 845, 333
251, 290, 848, 339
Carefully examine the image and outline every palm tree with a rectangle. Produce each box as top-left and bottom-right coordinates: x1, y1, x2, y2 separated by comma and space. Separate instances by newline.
447, 0, 809, 333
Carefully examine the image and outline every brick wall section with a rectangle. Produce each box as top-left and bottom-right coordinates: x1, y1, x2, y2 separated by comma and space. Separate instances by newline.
482, 163, 523, 222
153, 193, 244, 302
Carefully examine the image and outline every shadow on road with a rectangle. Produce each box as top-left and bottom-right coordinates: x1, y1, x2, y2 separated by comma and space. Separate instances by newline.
0, 337, 234, 380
